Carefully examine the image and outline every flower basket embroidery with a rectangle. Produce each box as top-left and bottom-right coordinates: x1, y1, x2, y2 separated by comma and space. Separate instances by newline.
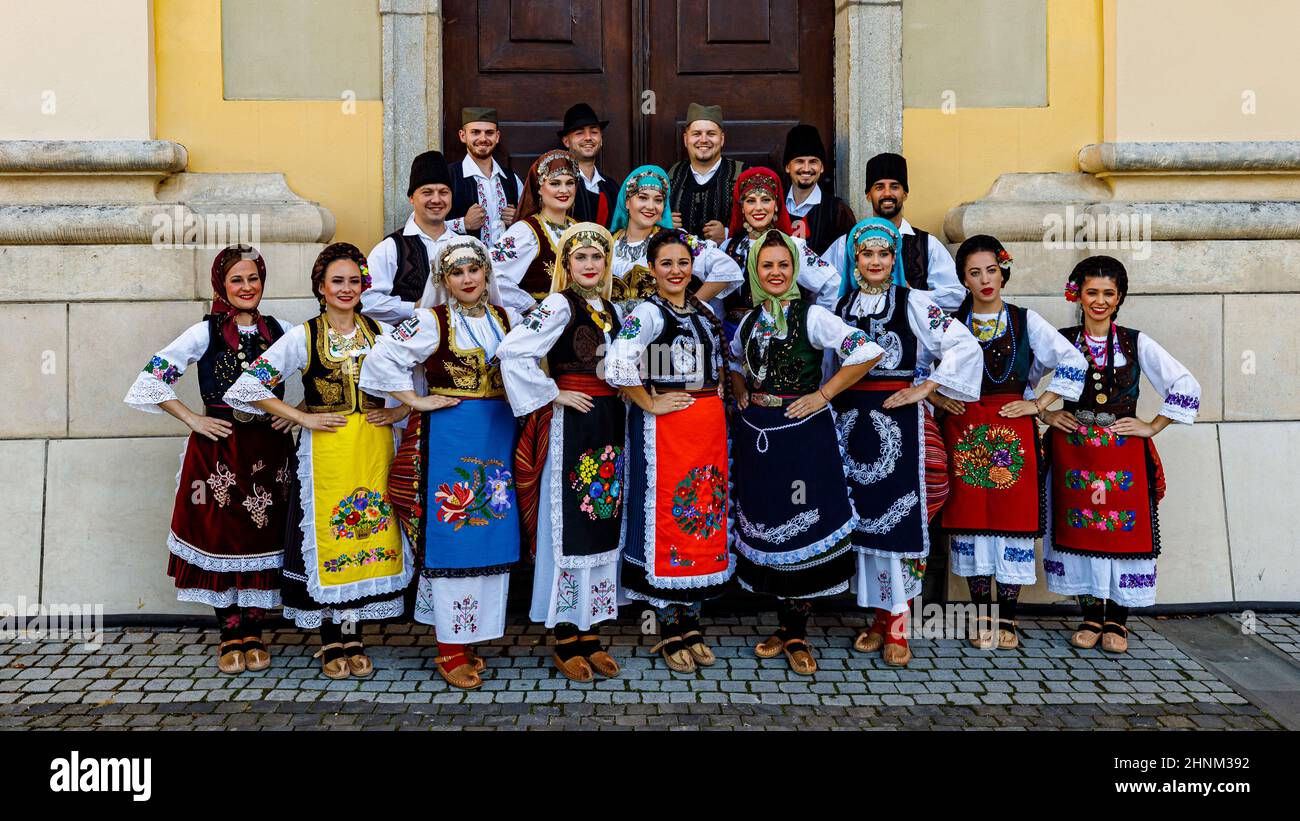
671, 464, 727, 540
329, 487, 393, 540
952, 424, 1025, 490
567, 445, 624, 520
435, 457, 514, 532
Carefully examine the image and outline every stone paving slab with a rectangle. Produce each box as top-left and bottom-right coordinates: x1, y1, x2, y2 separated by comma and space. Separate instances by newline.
1253, 614, 1300, 666
0, 614, 1287, 730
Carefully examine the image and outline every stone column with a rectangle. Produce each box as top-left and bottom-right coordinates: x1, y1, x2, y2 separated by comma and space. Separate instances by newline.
380, 0, 444, 235
834, 0, 903, 218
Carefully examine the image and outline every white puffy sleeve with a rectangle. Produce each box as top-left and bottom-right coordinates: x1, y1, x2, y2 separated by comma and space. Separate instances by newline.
1137, 332, 1201, 424
727, 313, 748, 375
922, 235, 965, 311
1025, 309, 1088, 402
819, 233, 848, 274
794, 236, 841, 310
604, 301, 665, 388
122, 321, 210, 412
906, 291, 982, 402
489, 221, 542, 314
497, 293, 572, 416
223, 324, 310, 414
360, 236, 418, 325
359, 309, 443, 399
696, 239, 743, 299
806, 304, 884, 366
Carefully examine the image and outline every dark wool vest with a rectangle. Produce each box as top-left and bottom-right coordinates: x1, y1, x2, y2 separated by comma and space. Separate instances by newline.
519, 215, 562, 299
385, 230, 431, 304
1062, 324, 1143, 417
668, 158, 745, 237
954, 302, 1034, 396
739, 300, 821, 395
900, 228, 931, 291
836, 285, 918, 382
548, 290, 621, 376
644, 297, 722, 391
447, 159, 519, 242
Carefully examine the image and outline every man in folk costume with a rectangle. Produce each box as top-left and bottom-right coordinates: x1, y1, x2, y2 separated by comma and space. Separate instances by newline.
559, 102, 619, 227
447, 107, 525, 246
822, 152, 964, 310
363, 150, 458, 324
782, 124, 856, 256
669, 103, 746, 243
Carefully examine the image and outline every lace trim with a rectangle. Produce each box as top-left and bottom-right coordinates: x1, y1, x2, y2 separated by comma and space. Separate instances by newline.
296, 428, 416, 604
223, 374, 274, 414
1158, 401, 1198, 425
837, 408, 901, 486
550, 406, 622, 569
281, 596, 405, 629
176, 587, 280, 609
605, 353, 644, 387
736, 577, 851, 600
733, 512, 855, 567
123, 372, 176, 413
357, 377, 415, 396
167, 531, 284, 572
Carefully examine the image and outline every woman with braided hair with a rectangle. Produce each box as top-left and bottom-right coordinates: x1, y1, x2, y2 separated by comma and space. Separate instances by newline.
225, 243, 412, 679
498, 222, 627, 682
605, 228, 734, 672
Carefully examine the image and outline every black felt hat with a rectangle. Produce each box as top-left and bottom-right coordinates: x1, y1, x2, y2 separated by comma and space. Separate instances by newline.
558, 103, 610, 137
783, 124, 827, 165
865, 152, 909, 192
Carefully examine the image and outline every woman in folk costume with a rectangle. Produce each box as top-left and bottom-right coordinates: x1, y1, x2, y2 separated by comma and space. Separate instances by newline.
498, 222, 626, 682
489, 149, 579, 313
605, 228, 733, 673
830, 219, 983, 667
717, 167, 841, 340
225, 243, 412, 679
359, 236, 522, 690
933, 235, 1087, 650
124, 245, 297, 674
1041, 256, 1200, 653
608, 164, 742, 312
728, 229, 884, 675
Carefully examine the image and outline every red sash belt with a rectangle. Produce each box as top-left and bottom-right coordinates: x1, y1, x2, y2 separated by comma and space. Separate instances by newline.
556, 373, 617, 396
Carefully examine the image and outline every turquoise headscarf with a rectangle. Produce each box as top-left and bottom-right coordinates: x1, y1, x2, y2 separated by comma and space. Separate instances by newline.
746, 229, 802, 335
840, 217, 904, 297
610, 165, 673, 233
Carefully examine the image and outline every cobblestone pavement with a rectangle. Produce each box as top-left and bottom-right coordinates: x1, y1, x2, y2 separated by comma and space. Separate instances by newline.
0, 614, 1287, 730
1253, 614, 1300, 666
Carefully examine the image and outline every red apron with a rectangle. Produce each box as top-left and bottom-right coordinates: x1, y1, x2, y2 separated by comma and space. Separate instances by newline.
940, 393, 1042, 536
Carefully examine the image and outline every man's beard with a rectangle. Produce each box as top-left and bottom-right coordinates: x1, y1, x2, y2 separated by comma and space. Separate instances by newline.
468, 143, 495, 159
793, 178, 817, 192
875, 198, 902, 219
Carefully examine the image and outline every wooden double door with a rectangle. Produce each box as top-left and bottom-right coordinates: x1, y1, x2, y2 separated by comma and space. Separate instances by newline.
442, 0, 835, 184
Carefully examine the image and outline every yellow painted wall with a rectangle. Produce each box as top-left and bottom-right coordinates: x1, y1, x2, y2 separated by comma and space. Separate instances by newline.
902, 0, 1104, 237
154, 0, 382, 248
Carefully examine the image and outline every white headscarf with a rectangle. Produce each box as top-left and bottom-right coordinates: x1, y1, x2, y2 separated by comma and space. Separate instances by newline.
417, 235, 503, 310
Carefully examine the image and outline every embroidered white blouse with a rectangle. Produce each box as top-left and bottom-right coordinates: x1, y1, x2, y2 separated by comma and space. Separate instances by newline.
604, 299, 721, 389
357, 306, 523, 398
496, 292, 623, 417
843, 288, 984, 402
123, 318, 295, 412
488, 218, 569, 314
222, 320, 394, 414
967, 309, 1089, 402
1072, 328, 1201, 424
727, 302, 885, 378
362, 214, 457, 324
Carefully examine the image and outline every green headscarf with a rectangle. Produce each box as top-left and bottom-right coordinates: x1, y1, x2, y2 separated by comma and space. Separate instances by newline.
745, 229, 802, 334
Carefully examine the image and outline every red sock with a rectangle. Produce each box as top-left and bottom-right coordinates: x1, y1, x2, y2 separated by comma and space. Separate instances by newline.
884, 609, 910, 646
437, 641, 468, 670
869, 609, 889, 635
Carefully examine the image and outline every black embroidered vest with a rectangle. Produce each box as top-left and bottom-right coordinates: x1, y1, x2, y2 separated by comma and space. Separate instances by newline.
302, 314, 385, 413
1062, 324, 1143, 417
836, 285, 918, 382
548, 290, 621, 376
386, 230, 431, 303
668, 158, 744, 237
199, 315, 286, 408
900, 228, 931, 291
955, 302, 1034, 396
739, 300, 821, 395
423, 304, 510, 398
644, 296, 722, 391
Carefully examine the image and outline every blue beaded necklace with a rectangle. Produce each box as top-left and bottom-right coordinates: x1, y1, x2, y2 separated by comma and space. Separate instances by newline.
967, 304, 1016, 384
453, 304, 503, 355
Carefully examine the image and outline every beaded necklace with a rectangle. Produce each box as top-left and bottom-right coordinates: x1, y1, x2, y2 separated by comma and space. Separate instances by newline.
967, 305, 1016, 384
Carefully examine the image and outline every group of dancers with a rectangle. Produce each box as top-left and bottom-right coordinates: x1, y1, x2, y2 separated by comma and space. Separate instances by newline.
125, 145, 1201, 688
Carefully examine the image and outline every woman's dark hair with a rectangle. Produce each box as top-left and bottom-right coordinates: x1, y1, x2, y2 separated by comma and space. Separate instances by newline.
1069, 254, 1129, 318
646, 228, 694, 266
953, 233, 1009, 318
758, 229, 792, 256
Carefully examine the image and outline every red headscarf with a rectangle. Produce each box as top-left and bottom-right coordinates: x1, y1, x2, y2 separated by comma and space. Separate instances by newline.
727, 167, 793, 238
210, 244, 273, 351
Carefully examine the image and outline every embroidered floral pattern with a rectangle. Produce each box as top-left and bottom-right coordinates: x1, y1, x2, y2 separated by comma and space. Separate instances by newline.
952, 539, 976, 556
1043, 559, 1065, 576
668, 545, 695, 566
903, 558, 927, 580
926, 304, 953, 332
143, 355, 181, 385
1119, 571, 1157, 589
451, 595, 479, 634
1066, 508, 1137, 532
521, 303, 552, 332
247, 356, 282, 388
556, 571, 579, 613
1164, 392, 1200, 411
736, 507, 819, 545
321, 545, 401, 573
206, 462, 237, 507
241, 483, 273, 529
275, 462, 291, 487
876, 571, 893, 604
328, 487, 393, 539
567, 445, 624, 520
1054, 365, 1086, 382
1003, 546, 1035, 563
435, 458, 514, 531
839, 330, 872, 358
490, 235, 518, 264
393, 318, 420, 341
671, 465, 727, 540
952, 424, 1025, 490
1065, 470, 1134, 492
1067, 425, 1128, 447
616, 316, 643, 340
590, 578, 617, 618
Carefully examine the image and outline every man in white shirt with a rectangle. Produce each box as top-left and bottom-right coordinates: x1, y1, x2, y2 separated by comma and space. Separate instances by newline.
446, 107, 525, 246
559, 103, 619, 227
782, 124, 856, 256
821, 152, 964, 310
363, 150, 457, 324
668, 103, 745, 244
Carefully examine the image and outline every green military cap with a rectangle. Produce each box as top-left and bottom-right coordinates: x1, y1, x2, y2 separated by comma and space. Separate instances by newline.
684, 103, 723, 129
461, 107, 499, 126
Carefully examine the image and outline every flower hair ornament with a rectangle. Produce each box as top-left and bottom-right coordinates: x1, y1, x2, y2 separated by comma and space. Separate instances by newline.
996, 248, 1014, 269
1064, 280, 1081, 303
670, 229, 704, 258
359, 264, 373, 290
